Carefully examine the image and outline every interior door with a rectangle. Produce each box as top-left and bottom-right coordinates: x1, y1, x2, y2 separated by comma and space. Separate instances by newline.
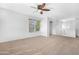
49, 21, 53, 36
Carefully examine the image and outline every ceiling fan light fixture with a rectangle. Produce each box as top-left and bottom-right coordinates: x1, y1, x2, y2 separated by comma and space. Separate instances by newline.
29, 3, 52, 15
40, 11, 43, 14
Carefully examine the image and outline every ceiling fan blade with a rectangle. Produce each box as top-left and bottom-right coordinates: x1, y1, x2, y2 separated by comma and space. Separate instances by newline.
41, 3, 46, 8
41, 9, 50, 11
40, 11, 43, 14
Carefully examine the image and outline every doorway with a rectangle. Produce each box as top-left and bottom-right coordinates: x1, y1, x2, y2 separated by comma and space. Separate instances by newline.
49, 21, 53, 36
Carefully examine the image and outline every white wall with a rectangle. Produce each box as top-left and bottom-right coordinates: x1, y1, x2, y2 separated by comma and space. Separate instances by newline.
40, 17, 79, 38
40, 16, 50, 37
40, 16, 55, 37
76, 18, 79, 37
52, 18, 76, 37
0, 8, 40, 42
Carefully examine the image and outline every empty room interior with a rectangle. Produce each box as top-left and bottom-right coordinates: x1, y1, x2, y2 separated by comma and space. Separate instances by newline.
0, 3, 79, 55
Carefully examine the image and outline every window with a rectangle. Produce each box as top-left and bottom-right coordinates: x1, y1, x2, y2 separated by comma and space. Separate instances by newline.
29, 18, 40, 32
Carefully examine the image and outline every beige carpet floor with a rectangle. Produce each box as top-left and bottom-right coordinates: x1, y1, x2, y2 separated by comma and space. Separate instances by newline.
0, 35, 79, 55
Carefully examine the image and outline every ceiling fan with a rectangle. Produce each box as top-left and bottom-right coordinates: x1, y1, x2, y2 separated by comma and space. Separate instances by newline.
29, 3, 52, 14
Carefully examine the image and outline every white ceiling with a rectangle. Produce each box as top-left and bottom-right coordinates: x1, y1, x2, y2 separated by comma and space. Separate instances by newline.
0, 3, 79, 19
